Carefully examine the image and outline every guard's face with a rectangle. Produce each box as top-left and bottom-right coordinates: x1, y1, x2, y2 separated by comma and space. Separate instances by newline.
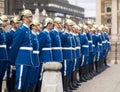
37, 24, 43, 32
27, 16, 33, 23
76, 29, 80, 33
59, 23, 63, 30
34, 25, 39, 31
84, 29, 87, 33
32, 25, 38, 33
68, 25, 73, 31
54, 23, 61, 30
15, 22, 21, 29
49, 23, 53, 30
88, 24, 92, 29
3, 20, 8, 27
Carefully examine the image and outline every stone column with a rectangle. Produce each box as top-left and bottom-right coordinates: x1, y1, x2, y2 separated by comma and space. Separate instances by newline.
111, 0, 118, 42
96, 0, 101, 25
41, 62, 63, 92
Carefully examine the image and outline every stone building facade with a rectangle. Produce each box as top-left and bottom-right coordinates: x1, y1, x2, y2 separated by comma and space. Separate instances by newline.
96, 0, 120, 42
96, 0, 120, 63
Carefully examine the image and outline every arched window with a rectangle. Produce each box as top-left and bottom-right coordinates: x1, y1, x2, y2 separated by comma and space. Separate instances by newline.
107, 18, 111, 24
107, 7, 111, 12
106, 4, 111, 13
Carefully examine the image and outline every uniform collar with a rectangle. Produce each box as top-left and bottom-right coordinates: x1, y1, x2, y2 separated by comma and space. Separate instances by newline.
61, 28, 64, 32
22, 23, 29, 29
11, 28, 16, 32
75, 33, 79, 36
70, 31, 73, 34
83, 32, 86, 35
37, 32, 40, 35
98, 33, 101, 35
72, 32, 76, 35
31, 30, 37, 35
54, 27, 59, 32
64, 29, 69, 33
44, 28, 49, 33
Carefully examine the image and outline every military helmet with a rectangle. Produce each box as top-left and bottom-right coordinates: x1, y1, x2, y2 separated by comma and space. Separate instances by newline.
86, 20, 92, 25
93, 24, 98, 29
98, 26, 102, 31
74, 25, 81, 30
20, 9, 32, 19
83, 25, 88, 30
44, 17, 53, 27
91, 27, 95, 32
54, 17, 62, 24
78, 23, 83, 28
105, 26, 109, 30
0, 15, 8, 21
64, 19, 74, 26
11, 16, 21, 23
31, 20, 40, 26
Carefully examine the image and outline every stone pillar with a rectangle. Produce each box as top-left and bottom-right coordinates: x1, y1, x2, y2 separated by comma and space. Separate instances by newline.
96, 0, 101, 25
111, 0, 118, 42
41, 62, 63, 92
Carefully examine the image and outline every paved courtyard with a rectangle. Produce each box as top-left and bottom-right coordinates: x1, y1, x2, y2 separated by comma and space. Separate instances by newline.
75, 62, 120, 92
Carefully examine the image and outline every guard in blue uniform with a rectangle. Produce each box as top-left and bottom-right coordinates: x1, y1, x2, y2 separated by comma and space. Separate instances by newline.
38, 18, 53, 63
37, 18, 53, 92
79, 25, 89, 81
97, 27, 104, 73
0, 15, 8, 92
93, 25, 100, 73
86, 21, 94, 79
91, 27, 99, 75
60, 19, 73, 92
69, 22, 80, 90
50, 17, 63, 62
34, 22, 43, 92
104, 26, 111, 58
72, 25, 81, 86
78, 23, 85, 82
101, 27, 107, 70
29, 20, 40, 91
9, 9, 33, 92
6, 16, 21, 92
103, 26, 110, 67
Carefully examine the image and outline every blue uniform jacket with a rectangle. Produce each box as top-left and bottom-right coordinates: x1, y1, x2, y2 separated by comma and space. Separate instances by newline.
105, 33, 110, 50
104, 32, 110, 56
74, 34, 81, 58
50, 28, 63, 62
98, 33, 103, 53
87, 30, 93, 52
6, 28, 15, 50
10, 23, 33, 65
6, 28, 16, 64
60, 30, 73, 60
79, 33, 89, 56
70, 33, 76, 59
31, 31, 40, 67
101, 33, 106, 50
0, 29, 8, 60
92, 34, 99, 53
38, 29, 52, 62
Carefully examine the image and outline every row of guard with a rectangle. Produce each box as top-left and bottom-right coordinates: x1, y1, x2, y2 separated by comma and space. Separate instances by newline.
0, 9, 110, 92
